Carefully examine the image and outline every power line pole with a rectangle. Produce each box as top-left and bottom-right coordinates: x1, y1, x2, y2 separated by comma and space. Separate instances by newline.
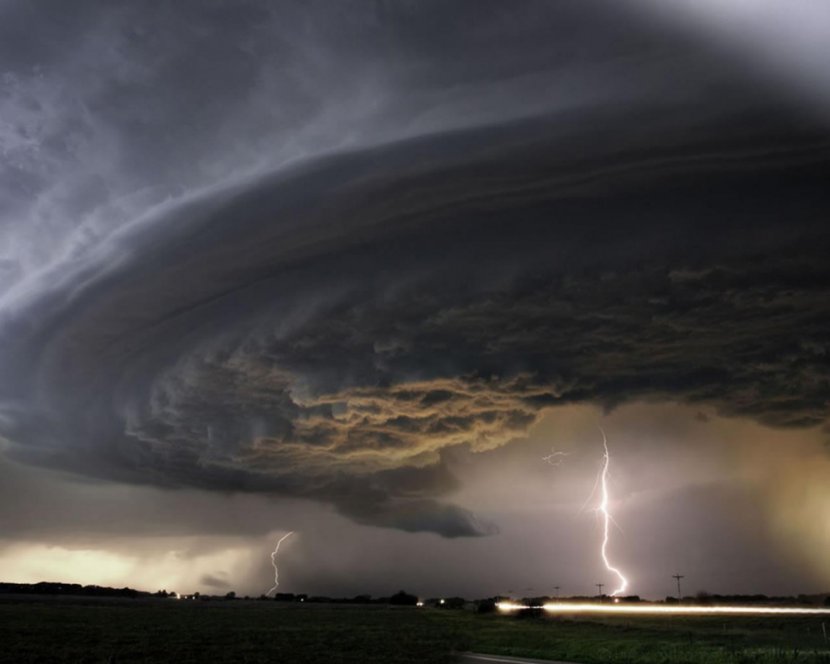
596, 583, 604, 597
554, 586, 560, 599
672, 574, 684, 600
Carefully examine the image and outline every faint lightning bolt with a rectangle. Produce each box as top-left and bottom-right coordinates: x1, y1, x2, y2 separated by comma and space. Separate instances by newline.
542, 449, 570, 466
267, 531, 294, 596
597, 427, 628, 596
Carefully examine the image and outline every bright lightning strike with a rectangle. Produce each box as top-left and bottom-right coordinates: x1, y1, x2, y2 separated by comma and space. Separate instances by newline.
267, 531, 294, 596
597, 427, 628, 597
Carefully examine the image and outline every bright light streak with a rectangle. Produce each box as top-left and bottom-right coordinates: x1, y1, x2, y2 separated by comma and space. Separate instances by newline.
497, 602, 830, 616
597, 427, 628, 596
496, 601, 531, 611
266, 531, 294, 596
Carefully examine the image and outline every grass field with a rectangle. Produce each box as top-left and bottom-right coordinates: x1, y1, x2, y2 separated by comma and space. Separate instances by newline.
434, 610, 830, 663
0, 597, 455, 664
2, 597, 830, 663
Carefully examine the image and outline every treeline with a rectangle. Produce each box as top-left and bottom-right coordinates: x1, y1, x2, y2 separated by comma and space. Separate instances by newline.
0, 582, 167, 598
678, 592, 830, 606
263, 590, 420, 605
264, 592, 474, 608
4, 582, 827, 608
499, 593, 830, 608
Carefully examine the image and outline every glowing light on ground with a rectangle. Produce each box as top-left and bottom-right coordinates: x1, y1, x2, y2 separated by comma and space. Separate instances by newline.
495, 602, 830, 616
266, 531, 294, 596
597, 427, 628, 596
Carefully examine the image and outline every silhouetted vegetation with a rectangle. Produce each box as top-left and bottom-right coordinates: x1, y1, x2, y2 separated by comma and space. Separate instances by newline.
0, 582, 153, 599
389, 590, 418, 606
272, 592, 297, 602
681, 593, 830, 607
4, 581, 827, 612
440, 596, 466, 609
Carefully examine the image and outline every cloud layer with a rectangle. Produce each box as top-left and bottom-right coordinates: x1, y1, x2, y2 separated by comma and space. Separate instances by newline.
1, 1, 828, 537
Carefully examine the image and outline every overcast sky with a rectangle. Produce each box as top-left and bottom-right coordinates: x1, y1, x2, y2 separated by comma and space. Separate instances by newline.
1, 0, 829, 600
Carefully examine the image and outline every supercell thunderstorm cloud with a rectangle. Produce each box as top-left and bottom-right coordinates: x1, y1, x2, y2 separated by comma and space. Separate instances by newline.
0, 0, 829, 599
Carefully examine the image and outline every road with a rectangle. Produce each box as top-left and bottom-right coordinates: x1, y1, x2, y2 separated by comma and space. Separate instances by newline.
458, 654, 577, 664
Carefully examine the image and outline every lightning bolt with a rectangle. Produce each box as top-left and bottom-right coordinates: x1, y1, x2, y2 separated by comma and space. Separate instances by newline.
267, 531, 294, 596
597, 427, 628, 596
542, 449, 569, 466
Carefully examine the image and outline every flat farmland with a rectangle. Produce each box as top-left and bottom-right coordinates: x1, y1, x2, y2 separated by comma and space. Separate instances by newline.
3, 597, 830, 663
0, 597, 454, 664
438, 610, 830, 663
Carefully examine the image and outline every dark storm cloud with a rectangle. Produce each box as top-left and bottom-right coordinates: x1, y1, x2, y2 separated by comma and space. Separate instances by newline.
1, 1, 828, 536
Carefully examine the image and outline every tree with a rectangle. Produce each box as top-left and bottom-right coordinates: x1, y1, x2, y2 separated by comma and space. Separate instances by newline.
389, 590, 418, 606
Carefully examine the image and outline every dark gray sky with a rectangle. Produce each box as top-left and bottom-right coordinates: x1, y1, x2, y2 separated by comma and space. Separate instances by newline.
1, 0, 828, 599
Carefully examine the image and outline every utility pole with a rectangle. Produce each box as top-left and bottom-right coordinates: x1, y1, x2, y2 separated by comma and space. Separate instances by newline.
596, 583, 604, 597
672, 574, 685, 601
554, 586, 560, 599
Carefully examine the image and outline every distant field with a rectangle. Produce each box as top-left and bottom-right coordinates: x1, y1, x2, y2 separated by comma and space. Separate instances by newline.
3, 596, 830, 663
0, 597, 454, 664
434, 610, 830, 663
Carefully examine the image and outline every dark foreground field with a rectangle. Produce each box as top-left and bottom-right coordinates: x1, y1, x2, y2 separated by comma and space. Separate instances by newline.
2, 596, 830, 663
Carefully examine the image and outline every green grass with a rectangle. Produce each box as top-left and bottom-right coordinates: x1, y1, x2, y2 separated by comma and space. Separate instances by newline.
433, 610, 830, 663
3, 597, 830, 663
0, 598, 455, 664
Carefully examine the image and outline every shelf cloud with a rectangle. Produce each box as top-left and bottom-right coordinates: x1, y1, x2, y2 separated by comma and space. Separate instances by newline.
0, 0, 828, 542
